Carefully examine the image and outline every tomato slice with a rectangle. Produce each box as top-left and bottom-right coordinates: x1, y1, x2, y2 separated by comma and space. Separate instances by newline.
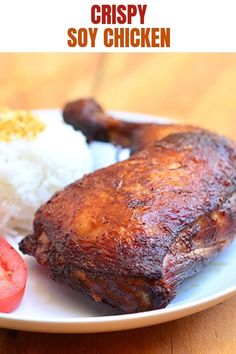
0, 238, 27, 313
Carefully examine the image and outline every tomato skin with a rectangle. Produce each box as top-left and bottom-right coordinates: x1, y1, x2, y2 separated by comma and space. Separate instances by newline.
0, 238, 27, 313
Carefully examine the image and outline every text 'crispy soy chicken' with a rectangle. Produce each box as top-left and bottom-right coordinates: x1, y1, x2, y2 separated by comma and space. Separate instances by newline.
20, 99, 236, 313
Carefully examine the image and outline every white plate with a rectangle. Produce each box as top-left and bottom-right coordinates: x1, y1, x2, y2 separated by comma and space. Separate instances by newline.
1, 109, 236, 333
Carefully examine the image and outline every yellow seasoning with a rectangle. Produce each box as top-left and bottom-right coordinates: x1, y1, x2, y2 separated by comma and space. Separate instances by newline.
0, 108, 45, 142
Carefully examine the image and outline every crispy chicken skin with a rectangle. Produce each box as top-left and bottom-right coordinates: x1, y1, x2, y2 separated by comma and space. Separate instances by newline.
20, 99, 236, 313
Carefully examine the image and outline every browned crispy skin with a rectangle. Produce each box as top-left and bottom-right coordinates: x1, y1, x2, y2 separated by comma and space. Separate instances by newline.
20, 119, 236, 313
63, 98, 201, 152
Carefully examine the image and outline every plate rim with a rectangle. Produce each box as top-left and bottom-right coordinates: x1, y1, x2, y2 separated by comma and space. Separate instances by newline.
1, 285, 235, 324
1, 108, 236, 333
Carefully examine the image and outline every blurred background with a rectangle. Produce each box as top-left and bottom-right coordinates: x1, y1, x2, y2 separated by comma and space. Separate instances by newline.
0, 53, 236, 138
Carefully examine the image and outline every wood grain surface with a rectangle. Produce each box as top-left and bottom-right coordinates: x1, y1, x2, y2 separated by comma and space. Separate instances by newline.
0, 53, 236, 353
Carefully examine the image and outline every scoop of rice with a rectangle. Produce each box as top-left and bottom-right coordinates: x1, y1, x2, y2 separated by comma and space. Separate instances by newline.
0, 109, 92, 235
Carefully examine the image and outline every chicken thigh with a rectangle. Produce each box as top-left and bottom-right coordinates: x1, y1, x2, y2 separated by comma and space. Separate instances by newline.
20, 99, 236, 313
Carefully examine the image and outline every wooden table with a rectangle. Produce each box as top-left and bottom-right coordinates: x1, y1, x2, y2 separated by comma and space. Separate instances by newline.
0, 53, 235, 353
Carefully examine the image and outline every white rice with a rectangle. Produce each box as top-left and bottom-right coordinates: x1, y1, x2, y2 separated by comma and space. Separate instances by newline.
0, 110, 92, 235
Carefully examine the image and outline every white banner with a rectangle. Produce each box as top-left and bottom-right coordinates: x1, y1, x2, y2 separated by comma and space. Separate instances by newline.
0, 0, 235, 52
